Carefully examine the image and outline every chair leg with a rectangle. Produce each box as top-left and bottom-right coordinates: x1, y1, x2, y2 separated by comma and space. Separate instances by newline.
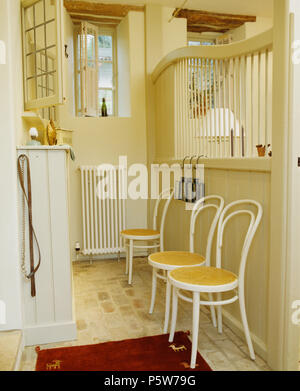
128, 239, 133, 285
168, 287, 178, 343
217, 293, 223, 334
149, 268, 157, 314
239, 288, 255, 360
190, 292, 200, 369
125, 241, 129, 275
163, 278, 171, 333
208, 293, 217, 328
159, 236, 163, 252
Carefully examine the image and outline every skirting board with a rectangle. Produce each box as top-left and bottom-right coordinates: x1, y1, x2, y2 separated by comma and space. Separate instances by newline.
73, 250, 148, 262
14, 332, 24, 371
222, 308, 267, 361
24, 321, 77, 347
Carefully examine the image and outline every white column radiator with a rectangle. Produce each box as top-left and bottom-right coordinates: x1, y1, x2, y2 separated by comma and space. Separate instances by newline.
80, 166, 126, 255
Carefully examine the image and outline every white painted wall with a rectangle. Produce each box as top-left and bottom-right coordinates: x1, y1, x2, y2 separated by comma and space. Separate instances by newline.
289, 0, 300, 367
0, 0, 23, 330
117, 16, 131, 117
145, 5, 187, 225
145, 5, 187, 78
230, 16, 273, 42
57, 10, 148, 259
161, 7, 187, 57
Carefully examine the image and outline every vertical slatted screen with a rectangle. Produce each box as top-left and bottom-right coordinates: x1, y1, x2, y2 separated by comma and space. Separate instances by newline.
174, 49, 273, 159
80, 166, 126, 255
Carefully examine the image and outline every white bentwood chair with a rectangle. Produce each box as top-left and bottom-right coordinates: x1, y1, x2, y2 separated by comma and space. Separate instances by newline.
148, 195, 224, 333
121, 189, 174, 285
168, 200, 263, 369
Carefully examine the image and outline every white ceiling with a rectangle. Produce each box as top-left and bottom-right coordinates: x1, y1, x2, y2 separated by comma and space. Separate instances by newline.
75, 0, 273, 17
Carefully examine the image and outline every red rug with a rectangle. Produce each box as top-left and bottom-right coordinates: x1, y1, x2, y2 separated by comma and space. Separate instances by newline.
35, 331, 212, 371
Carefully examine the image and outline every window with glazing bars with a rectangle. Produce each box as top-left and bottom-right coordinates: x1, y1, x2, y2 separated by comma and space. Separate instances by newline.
76, 22, 117, 117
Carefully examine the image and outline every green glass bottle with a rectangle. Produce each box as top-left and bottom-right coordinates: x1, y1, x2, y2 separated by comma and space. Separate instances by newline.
101, 98, 108, 117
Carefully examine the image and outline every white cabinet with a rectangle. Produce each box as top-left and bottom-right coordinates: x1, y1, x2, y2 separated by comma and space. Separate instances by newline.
17, 147, 76, 346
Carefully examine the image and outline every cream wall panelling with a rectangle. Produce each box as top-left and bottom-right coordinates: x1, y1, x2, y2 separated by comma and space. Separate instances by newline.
151, 166, 271, 359
17, 147, 76, 346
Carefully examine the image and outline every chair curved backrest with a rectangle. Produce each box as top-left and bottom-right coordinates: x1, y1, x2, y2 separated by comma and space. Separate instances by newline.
190, 195, 225, 266
153, 188, 174, 251
216, 200, 263, 283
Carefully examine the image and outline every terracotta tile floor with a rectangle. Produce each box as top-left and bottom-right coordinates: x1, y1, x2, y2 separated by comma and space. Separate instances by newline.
20, 257, 271, 371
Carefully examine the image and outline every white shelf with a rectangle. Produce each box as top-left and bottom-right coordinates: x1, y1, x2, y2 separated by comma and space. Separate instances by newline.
17, 145, 71, 151
22, 111, 47, 130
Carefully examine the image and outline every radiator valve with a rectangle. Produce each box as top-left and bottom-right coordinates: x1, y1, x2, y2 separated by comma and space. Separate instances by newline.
75, 242, 81, 252
75, 242, 81, 261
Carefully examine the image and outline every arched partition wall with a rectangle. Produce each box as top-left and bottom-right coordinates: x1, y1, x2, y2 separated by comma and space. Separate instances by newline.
152, 29, 273, 162
150, 30, 274, 364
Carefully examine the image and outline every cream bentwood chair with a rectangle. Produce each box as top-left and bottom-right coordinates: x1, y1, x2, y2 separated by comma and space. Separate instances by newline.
148, 195, 224, 333
168, 200, 263, 369
121, 189, 174, 285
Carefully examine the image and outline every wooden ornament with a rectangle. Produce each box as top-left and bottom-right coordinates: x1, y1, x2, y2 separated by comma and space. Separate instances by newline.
47, 119, 57, 146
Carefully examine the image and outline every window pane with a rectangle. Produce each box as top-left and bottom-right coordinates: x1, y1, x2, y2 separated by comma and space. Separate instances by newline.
202, 41, 215, 46
27, 78, 37, 100
188, 41, 201, 46
36, 25, 45, 50
37, 74, 46, 98
98, 35, 112, 61
47, 52, 55, 72
26, 53, 36, 78
98, 62, 113, 88
45, 0, 55, 22
24, 5, 34, 31
77, 34, 81, 70
36, 50, 46, 75
87, 34, 95, 63
48, 71, 55, 92
46, 20, 56, 48
25, 31, 35, 54
77, 72, 81, 113
99, 89, 113, 116
34, 0, 44, 26
188, 40, 215, 46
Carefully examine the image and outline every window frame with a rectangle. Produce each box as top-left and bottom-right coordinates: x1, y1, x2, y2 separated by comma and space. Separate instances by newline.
74, 23, 118, 117
98, 26, 118, 117
21, 0, 64, 111
187, 33, 217, 47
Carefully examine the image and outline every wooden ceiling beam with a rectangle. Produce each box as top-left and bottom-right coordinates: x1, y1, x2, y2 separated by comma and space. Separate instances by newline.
187, 22, 248, 32
174, 8, 256, 33
188, 21, 252, 30
187, 25, 228, 34
64, 0, 145, 18
69, 14, 122, 25
72, 21, 118, 28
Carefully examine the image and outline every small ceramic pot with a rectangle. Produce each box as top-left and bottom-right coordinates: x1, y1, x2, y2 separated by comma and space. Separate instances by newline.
256, 145, 266, 157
